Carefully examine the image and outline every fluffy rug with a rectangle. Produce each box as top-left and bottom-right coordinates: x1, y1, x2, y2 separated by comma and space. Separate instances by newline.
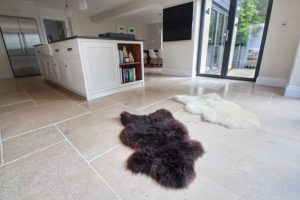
119, 109, 205, 188
174, 93, 260, 129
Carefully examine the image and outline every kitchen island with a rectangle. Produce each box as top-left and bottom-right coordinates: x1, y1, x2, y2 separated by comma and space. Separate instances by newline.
35, 36, 144, 100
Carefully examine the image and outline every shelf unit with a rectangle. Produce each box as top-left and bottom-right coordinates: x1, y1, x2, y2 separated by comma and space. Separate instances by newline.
118, 43, 142, 84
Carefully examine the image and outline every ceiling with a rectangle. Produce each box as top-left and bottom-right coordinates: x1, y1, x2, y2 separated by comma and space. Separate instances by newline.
4, 0, 192, 24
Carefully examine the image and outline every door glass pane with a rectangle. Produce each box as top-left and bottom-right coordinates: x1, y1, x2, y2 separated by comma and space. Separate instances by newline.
19, 18, 41, 55
200, 0, 230, 75
227, 0, 269, 78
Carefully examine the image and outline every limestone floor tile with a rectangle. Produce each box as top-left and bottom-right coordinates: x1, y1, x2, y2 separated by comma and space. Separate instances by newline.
196, 132, 300, 200
139, 99, 183, 114
0, 91, 30, 107
80, 97, 117, 111
0, 79, 21, 94
0, 142, 118, 200
177, 110, 300, 200
250, 107, 300, 141
91, 145, 241, 200
225, 82, 255, 94
26, 88, 67, 105
233, 93, 272, 108
253, 85, 284, 96
0, 100, 88, 139
2, 126, 64, 163
57, 104, 141, 161
57, 87, 87, 104
15, 76, 48, 90
111, 91, 169, 109
194, 80, 226, 90
270, 95, 300, 113
0, 100, 36, 115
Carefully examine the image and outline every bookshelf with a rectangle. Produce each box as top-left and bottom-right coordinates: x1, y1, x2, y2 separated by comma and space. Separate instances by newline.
118, 43, 143, 84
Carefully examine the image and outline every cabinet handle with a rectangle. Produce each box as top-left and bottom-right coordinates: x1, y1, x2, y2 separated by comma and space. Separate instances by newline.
67, 48, 72, 51
65, 65, 68, 68
55, 49, 59, 52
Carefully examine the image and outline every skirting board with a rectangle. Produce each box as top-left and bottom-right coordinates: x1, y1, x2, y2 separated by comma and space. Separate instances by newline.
162, 67, 193, 77
256, 76, 287, 88
284, 86, 300, 99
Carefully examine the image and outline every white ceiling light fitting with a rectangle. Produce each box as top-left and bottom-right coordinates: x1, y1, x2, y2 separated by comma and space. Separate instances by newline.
78, 0, 88, 10
64, 0, 72, 17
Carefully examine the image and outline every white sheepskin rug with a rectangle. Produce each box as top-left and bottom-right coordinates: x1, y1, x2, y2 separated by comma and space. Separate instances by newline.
174, 93, 260, 129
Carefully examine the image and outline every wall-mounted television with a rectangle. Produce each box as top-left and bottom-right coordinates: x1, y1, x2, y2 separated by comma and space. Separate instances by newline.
163, 2, 194, 42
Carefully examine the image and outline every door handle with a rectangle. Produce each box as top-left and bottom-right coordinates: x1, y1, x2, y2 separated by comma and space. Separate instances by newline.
224, 30, 229, 42
55, 49, 59, 52
67, 48, 72, 51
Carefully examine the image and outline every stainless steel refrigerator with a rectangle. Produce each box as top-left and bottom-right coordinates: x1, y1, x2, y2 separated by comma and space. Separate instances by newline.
0, 16, 41, 77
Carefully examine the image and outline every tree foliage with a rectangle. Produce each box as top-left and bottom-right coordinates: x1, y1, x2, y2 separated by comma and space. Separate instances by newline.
236, 0, 268, 45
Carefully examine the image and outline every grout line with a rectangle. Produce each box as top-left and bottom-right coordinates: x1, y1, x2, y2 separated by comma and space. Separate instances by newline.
54, 125, 122, 200
88, 144, 121, 163
2, 111, 90, 141
1, 140, 65, 167
198, 173, 247, 200
232, 93, 242, 101
2, 124, 54, 141
0, 99, 33, 108
0, 100, 38, 116
76, 103, 91, 113
137, 95, 174, 111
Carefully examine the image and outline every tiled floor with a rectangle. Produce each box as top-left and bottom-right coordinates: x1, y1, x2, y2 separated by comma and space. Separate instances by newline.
0, 74, 300, 200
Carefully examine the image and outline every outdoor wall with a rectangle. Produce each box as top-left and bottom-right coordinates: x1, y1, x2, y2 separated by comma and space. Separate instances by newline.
257, 0, 300, 88
145, 23, 162, 50
0, 0, 148, 79
285, 38, 300, 98
162, 0, 200, 77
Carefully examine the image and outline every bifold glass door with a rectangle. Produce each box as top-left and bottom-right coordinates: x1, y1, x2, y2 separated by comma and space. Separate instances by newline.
198, 0, 272, 80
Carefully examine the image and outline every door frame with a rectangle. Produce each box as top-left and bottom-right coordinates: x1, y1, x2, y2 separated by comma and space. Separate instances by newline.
40, 16, 71, 44
196, 0, 274, 82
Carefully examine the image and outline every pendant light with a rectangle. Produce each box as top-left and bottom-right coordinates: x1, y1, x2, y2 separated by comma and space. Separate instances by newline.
64, 0, 72, 17
78, 0, 88, 10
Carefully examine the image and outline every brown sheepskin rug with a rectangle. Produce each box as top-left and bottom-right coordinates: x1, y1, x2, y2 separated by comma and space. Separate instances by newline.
119, 109, 205, 189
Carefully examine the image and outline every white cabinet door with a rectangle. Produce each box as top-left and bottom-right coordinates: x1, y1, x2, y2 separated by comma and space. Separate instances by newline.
65, 58, 85, 94
37, 57, 47, 79
81, 41, 120, 93
50, 58, 61, 82
57, 58, 71, 87
45, 58, 55, 81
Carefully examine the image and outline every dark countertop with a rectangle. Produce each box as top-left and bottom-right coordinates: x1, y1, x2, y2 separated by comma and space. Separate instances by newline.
48, 35, 144, 44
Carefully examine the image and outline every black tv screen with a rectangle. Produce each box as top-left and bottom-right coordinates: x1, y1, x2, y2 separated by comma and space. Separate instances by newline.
163, 2, 193, 42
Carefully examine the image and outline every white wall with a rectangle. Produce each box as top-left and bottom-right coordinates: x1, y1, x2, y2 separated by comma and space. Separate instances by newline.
285, 38, 300, 98
0, 0, 148, 79
162, 0, 200, 77
257, 0, 300, 88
